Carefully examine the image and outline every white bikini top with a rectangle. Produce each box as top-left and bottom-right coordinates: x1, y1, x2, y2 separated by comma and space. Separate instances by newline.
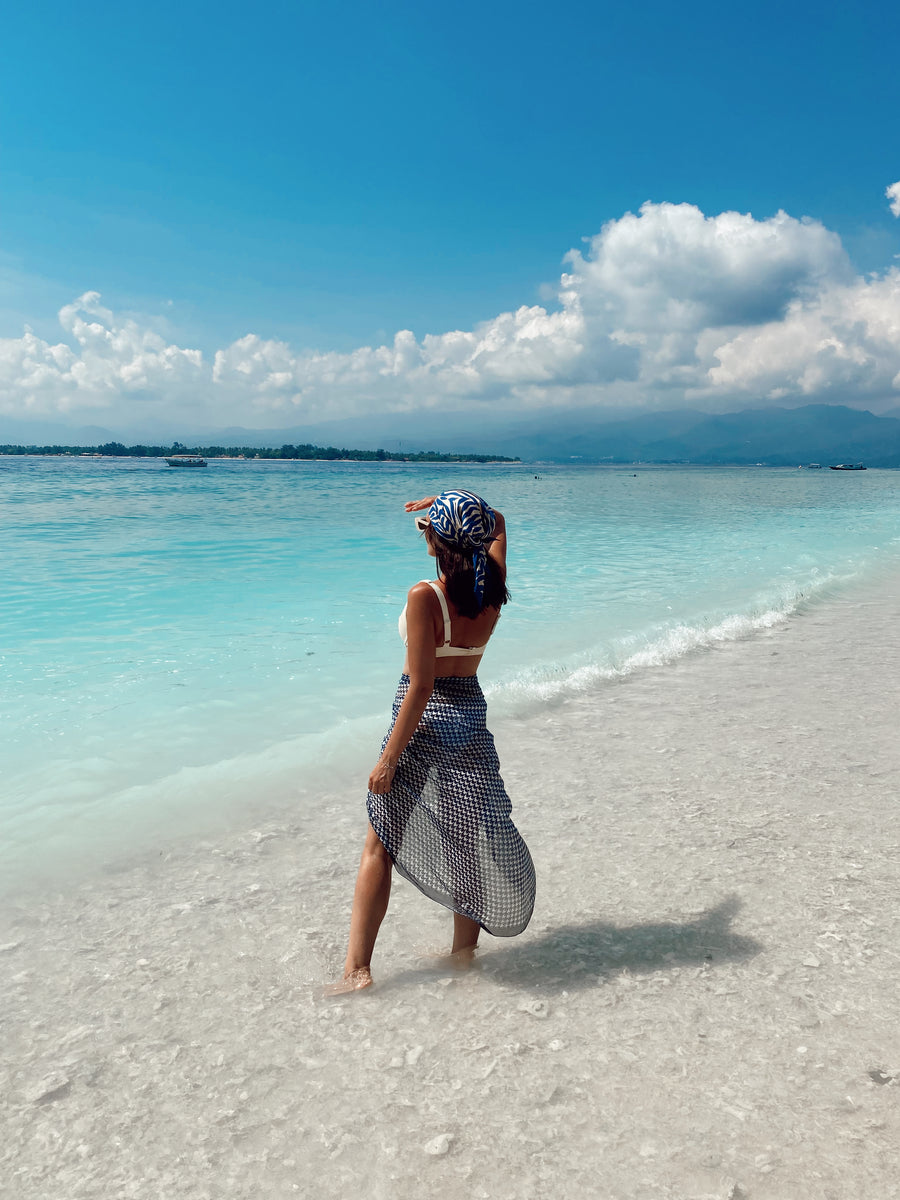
398, 579, 493, 657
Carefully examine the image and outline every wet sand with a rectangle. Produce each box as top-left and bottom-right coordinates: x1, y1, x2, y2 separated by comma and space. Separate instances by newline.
3, 572, 900, 1199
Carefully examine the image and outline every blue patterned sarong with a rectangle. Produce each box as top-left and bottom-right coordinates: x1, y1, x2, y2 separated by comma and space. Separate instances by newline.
367, 675, 536, 937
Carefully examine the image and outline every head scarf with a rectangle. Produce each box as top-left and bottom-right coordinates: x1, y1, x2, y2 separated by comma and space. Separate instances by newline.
428, 489, 497, 606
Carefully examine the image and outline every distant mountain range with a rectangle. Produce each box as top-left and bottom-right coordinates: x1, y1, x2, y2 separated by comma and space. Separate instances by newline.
3, 404, 900, 466
497, 404, 900, 467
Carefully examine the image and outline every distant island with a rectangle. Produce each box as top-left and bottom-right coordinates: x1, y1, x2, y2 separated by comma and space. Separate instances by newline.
0, 441, 520, 464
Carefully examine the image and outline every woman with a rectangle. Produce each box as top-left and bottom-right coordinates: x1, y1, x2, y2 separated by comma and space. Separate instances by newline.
330, 488, 536, 992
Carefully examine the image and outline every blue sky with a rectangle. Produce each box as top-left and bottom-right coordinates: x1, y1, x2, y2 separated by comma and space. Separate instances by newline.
2, 0, 899, 434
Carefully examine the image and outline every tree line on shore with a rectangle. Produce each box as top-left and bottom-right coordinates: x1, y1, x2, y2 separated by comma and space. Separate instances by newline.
0, 441, 519, 464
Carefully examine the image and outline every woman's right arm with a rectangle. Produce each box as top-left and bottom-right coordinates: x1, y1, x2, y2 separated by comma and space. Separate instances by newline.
488, 510, 507, 578
368, 583, 436, 794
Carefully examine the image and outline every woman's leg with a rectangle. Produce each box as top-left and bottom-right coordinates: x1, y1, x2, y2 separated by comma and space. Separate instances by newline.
451, 912, 481, 956
336, 825, 393, 988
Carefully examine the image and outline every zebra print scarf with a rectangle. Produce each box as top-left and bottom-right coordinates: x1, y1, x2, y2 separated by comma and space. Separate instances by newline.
427, 489, 496, 605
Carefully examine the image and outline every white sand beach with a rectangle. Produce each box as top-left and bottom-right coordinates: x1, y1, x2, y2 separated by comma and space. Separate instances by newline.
3, 570, 900, 1199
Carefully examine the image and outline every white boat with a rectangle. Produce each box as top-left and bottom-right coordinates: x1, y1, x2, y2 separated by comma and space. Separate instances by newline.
165, 454, 207, 468
829, 463, 866, 471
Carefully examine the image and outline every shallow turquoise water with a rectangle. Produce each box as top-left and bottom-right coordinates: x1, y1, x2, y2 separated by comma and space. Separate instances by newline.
2, 456, 899, 885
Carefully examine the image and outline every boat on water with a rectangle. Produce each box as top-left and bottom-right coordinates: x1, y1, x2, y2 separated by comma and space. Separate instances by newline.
829, 463, 867, 471
165, 454, 207, 468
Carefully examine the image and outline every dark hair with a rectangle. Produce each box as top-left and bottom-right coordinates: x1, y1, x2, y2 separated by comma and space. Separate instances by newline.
426, 527, 510, 619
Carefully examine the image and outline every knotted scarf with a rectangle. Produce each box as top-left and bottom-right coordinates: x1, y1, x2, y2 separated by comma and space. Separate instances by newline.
427, 490, 497, 605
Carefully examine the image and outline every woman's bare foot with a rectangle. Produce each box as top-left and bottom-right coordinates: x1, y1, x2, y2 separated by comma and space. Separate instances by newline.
446, 950, 480, 969
323, 966, 373, 995
420, 945, 479, 970
446, 944, 478, 968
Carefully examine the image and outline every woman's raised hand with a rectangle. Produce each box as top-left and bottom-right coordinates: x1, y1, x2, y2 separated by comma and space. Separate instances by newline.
404, 496, 437, 513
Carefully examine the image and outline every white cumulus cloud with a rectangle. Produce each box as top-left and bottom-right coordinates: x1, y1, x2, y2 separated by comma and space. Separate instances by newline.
706, 270, 900, 398
887, 181, 900, 218
210, 201, 864, 416
0, 292, 203, 416
3, 187, 900, 432
568, 201, 849, 332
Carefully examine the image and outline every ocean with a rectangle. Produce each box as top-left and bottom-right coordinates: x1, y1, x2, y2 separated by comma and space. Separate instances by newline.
2, 455, 899, 895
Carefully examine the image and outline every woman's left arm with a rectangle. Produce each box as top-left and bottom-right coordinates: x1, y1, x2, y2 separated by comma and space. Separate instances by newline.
368, 584, 436, 794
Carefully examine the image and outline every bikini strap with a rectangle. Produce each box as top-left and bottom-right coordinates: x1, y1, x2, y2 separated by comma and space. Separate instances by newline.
426, 579, 452, 646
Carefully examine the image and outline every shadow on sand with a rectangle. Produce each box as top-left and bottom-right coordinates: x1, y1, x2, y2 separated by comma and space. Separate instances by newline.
477, 896, 763, 994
